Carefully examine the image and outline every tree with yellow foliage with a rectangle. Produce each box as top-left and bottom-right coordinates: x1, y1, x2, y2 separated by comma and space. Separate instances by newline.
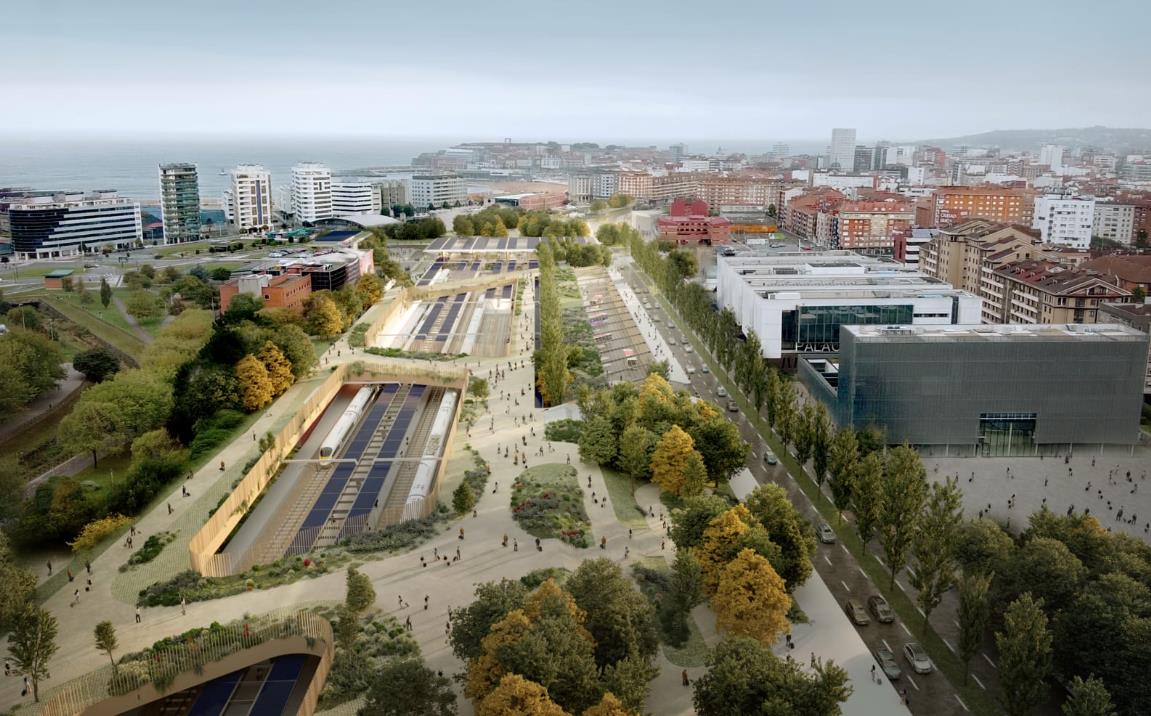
306, 292, 344, 338
712, 548, 791, 646
650, 426, 696, 496
464, 609, 534, 702
68, 514, 133, 553
234, 354, 274, 411
695, 504, 752, 593
477, 674, 568, 716
582, 692, 631, 716
257, 341, 294, 396
354, 273, 383, 309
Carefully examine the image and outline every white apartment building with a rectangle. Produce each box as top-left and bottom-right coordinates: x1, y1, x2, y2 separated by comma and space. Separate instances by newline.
223, 164, 274, 232
1038, 144, 1064, 169
716, 251, 982, 363
410, 173, 465, 209
1032, 195, 1095, 249
331, 178, 382, 217
1093, 202, 1136, 244
291, 162, 333, 223
883, 145, 917, 167
828, 128, 856, 172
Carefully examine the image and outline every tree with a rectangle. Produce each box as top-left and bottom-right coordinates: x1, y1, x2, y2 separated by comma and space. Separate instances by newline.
954, 518, 1015, 576
453, 482, 476, 515
793, 402, 817, 467
100, 277, 113, 308
996, 537, 1085, 615
345, 566, 376, 616
808, 404, 833, 487
306, 292, 344, 338
650, 426, 696, 495
877, 445, 927, 589
8, 606, 58, 702
669, 495, 731, 550
910, 476, 964, 633
590, 199, 609, 213
712, 548, 791, 645
449, 579, 527, 661
60, 399, 123, 465
671, 550, 705, 613
72, 347, 121, 383
957, 571, 992, 685
272, 324, 317, 378
826, 428, 857, 521
850, 451, 884, 546
566, 558, 658, 667
1062, 675, 1116, 716
744, 484, 815, 591
0, 327, 65, 404
5, 306, 41, 332
94, 620, 118, 671
583, 692, 630, 716
257, 340, 294, 396
687, 415, 747, 487
234, 353, 274, 411
578, 414, 618, 466
477, 674, 567, 716
359, 658, 457, 716
692, 638, 850, 716
681, 452, 708, 497
355, 273, 383, 309
126, 290, 162, 320
1132, 286, 1147, 304
617, 424, 657, 482
130, 428, 179, 461
601, 654, 656, 713
996, 593, 1053, 716
0, 534, 35, 634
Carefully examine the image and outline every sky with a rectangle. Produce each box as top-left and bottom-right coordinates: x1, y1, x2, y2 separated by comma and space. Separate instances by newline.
3, 0, 1149, 144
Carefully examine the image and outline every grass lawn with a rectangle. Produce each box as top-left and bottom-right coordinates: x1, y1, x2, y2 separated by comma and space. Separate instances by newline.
600, 468, 648, 528
511, 463, 591, 547
40, 293, 146, 358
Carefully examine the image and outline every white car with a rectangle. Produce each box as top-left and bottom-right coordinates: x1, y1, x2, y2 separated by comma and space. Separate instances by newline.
684, 346, 693, 353
717, 387, 727, 397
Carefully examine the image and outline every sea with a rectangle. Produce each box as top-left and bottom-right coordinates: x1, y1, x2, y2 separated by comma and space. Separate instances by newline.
0, 135, 826, 205
0, 136, 448, 204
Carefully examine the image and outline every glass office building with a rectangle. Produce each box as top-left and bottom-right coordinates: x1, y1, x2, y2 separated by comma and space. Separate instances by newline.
800, 324, 1149, 456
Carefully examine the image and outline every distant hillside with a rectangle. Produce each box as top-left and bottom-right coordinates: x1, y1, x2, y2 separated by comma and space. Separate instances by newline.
914, 126, 1151, 153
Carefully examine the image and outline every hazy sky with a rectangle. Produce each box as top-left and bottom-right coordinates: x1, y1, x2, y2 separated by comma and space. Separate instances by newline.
4, 0, 1149, 143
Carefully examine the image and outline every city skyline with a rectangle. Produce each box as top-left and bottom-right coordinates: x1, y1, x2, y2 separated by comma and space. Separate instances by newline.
5, 0, 1149, 140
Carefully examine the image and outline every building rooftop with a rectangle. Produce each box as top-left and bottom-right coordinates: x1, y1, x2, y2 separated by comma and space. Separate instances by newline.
1082, 254, 1151, 285
845, 323, 1147, 343
425, 236, 589, 253
994, 259, 1128, 295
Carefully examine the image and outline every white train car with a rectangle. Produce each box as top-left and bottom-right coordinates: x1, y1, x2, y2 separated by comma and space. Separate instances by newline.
402, 390, 458, 520
319, 386, 374, 459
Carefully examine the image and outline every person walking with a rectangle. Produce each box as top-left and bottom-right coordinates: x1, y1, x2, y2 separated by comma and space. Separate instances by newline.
682, 670, 690, 687
181, 597, 187, 616
135, 607, 142, 624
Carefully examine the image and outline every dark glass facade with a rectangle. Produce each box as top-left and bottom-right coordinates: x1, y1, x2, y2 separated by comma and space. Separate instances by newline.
781, 304, 913, 351
801, 327, 1148, 451
10, 203, 139, 257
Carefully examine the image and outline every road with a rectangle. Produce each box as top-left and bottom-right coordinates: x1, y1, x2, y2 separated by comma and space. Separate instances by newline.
616, 255, 976, 716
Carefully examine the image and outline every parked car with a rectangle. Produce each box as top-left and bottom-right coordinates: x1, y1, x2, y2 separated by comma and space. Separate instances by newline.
763, 451, 778, 465
844, 600, 870, 626
875, 647, 902, 680
818, 523, 836, 544
868, 595, 895, 623
903, 642, 934, 674
684, 345, 694, 353
727, 400, 739, 412
717, 387, 727, 397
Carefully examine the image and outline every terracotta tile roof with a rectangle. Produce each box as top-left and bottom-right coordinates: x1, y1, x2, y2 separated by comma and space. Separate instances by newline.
996, 259, 1128, 295
1082, 255, 1151, 284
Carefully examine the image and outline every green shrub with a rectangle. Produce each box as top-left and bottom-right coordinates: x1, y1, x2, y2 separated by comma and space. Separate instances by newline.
122, 531, 177, 570
545, 418, 584, 443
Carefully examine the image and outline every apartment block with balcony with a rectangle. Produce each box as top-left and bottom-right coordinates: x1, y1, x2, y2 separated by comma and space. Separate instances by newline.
410, 173, 465, 209
224, 165, 274, 232
1032, 195, 1095, 248
330, 178, 382, 217
985, 260, 1129, 325
932, 186, 1035, 228
291, 162, 333, 224
1092, 201, 1136, 244
919, 219, 1044, 295
158, 163, 201, 243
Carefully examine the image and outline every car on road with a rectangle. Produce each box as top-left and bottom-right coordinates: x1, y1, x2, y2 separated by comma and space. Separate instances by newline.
727, 400, 739, 412
844, 600, 870, 626
875, 647, 902, 680
717, 387, 727, 397
903, 642, 933, 674
698, 361, 706, 370
684, 346, 693, 353
763, 451, 778, 465
667, 338, 676, 346
83, 263, 98, 268
867, 595, 895, 623
818, 523, 836, 544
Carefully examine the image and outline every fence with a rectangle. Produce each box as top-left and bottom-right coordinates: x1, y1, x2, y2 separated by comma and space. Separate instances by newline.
189, 359, 469, 577
37, 609, 332, 716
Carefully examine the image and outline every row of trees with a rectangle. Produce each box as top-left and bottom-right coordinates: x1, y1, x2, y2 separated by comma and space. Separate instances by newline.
535, 241, 569, 406
0, 324, 65, 415
576, 374, 747, 496
452, 206, 522, 237
589, 194, 633, 212
451, 561, 658, 715
380, 217, 447, 242
594, 223, 641, 247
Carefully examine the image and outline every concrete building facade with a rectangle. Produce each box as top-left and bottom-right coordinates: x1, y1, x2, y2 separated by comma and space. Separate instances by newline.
828, 128, 857, 172
224, 165, 274, 232
716, 251, 982, 367
1099, 302, 1151, 395
1092, 202, 1136, 244
291, 163, 333, 223
410, 174, 465, 209
331, 178, 382, 217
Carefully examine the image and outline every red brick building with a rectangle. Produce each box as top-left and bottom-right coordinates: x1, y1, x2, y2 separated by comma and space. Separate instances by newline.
656, 198, 732, 245
262, 274, 312, 312
931, 186, 1035, 228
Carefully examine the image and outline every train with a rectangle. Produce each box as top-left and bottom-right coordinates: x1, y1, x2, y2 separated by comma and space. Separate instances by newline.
319, 386, 375, 459
402, 390, 458, 521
